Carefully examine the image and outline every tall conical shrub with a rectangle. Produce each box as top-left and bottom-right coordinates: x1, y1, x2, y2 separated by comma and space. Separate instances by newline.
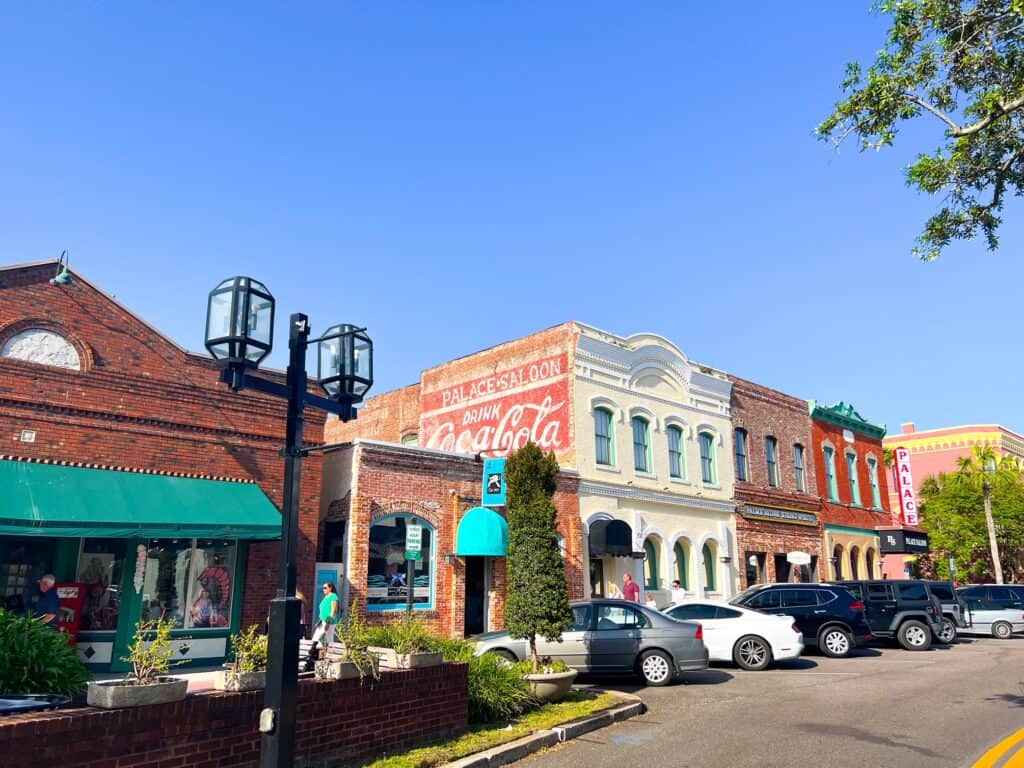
504, 441, 573, 672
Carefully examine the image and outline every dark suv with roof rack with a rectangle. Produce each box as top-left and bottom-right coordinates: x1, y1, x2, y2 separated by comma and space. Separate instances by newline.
839, 580, 946, 650
730, 583, 871, 658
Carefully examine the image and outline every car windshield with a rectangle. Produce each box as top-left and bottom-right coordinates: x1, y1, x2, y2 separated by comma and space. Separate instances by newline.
730, 586, 763, 605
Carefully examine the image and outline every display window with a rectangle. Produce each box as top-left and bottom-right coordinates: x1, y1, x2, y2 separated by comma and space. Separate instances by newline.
76, 539, 126, 631
141, 539, 236, 629
366, 516, 433, 610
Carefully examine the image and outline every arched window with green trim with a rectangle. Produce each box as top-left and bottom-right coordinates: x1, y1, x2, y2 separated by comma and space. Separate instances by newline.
673, 541, 688, 590
702, 542, 716, 592
643, 538, 659, 590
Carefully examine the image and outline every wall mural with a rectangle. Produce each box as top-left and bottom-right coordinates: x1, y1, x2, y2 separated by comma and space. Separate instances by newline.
420, 352, 570, 458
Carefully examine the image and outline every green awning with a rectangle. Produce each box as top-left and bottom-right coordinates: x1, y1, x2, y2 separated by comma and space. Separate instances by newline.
456, 506, 508, 556
0, 460, 282, 539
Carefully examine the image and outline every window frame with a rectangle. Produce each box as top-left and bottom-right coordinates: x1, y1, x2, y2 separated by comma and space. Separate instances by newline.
702, 542, 716, 591
366, 514, 436, 612
667, 425, 685, 480
594, 407, 615, 467
631, 416, 651, 473
867, 456, 882, 509
699, 432, 717, 485
765, 436, 779, 488
846, 451, 861, 506
734, 429, 749, 483
793, 444, 806, 492
823, 446, 839, 501
673, 541, 688, 590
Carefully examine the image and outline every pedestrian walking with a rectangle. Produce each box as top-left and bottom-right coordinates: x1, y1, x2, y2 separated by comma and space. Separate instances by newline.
670, 579, 687, 604
312, 581, 340, 647
622, 573, 640, 602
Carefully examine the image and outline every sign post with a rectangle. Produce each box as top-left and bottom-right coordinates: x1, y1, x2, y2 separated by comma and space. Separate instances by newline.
405, 521, 423, 616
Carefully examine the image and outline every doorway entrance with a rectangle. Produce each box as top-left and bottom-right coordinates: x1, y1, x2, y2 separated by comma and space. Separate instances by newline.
774, 553, 791, 583
464, 556, 488, 636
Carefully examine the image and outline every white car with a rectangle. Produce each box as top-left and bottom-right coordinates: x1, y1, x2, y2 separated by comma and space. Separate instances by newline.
663, 600, 804, 670
959, 596, 1024, 639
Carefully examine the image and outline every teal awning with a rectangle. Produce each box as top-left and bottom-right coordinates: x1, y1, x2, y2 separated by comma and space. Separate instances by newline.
0, 460, 282, 539
456, 506, 508, 556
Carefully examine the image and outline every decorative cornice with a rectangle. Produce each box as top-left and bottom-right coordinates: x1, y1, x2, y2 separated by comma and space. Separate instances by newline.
809, 400, 886, 439
0, 454, 256, 483
579, 479, 735, 514
573, 373, 731, 418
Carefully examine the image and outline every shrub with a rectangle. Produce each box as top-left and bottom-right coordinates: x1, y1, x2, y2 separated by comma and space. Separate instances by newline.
362, 613, 432, 654
338, 601, 380, 682
466, 653, 535, 723
513, 656, 570, 675
227, 625, 268, 674
0, 608, 90, 695
124, 615, 183, 684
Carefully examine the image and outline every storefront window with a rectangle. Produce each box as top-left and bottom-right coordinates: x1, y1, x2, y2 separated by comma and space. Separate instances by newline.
1, 537, 58, 616
77, 539, 126, 631
141, 539, 235, 629
366, 516, 433, 610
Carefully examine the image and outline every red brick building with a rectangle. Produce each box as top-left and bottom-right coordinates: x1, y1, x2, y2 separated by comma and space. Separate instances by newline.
320, 440, 581, 638
729, 376, 823, 587
808, 401, 892, 580
0, 260, 324, 671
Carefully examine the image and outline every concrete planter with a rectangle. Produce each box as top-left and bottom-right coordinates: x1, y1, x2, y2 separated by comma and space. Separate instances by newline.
87, 677, 188, 709
314, 660, 368, 680
369, 647, 443, 670
523, 669, 578, 703
213, 670, 266, 692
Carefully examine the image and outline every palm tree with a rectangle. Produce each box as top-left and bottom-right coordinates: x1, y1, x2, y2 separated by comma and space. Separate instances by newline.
950, 446, 1016, 583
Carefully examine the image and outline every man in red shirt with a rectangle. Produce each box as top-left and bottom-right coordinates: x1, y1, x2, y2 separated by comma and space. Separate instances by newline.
622, 572, 640, 602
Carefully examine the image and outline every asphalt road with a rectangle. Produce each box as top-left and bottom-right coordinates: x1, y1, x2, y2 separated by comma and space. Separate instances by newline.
522, 636, 1024, 768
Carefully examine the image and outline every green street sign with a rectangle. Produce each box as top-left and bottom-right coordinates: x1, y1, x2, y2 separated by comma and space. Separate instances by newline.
405, 550, 422, 561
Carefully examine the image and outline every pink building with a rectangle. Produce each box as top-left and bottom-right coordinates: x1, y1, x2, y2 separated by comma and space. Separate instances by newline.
883, 422, 1024, 511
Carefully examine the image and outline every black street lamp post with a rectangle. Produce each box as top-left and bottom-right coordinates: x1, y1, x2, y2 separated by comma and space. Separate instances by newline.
205, 276, 372, 768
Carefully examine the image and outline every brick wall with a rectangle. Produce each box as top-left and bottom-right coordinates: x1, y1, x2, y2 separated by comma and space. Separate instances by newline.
325, 383, 422, 446
729, 376, 823, 585
0, 263, 326, 630
810, 417, 893, 528
325, 441, 583, 638
0, 664, 468, 768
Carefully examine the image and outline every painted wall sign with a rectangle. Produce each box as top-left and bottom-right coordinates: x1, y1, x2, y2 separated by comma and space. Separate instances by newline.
892, 446, 919, 526
420, 353, 570, 457
482, 458, 507, 506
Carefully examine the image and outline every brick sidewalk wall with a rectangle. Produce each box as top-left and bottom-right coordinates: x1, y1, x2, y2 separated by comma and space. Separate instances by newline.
0, 664, 468, 768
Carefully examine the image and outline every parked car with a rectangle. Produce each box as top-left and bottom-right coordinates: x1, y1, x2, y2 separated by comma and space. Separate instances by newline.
729, 583, 871, 658
662, 600, 803, 670
923, 581, 971, 642
957, 596, 1024, 639
473, 599, 709, 686
958, 584, 1024, 610
839, 580, 945, 650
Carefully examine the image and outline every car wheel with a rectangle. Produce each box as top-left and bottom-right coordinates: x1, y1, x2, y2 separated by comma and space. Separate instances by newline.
898, 620, 932, 651
489, 649, 518, 662
638, 649, 674, 686
819, 626, 853, 658
992, 621, 1013, 640
938, 617, 958, 644
733, 635, 773, 671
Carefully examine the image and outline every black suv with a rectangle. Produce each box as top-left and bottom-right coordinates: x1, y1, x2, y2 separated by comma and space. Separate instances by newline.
924, 581, 971, 642
839, 580, 945, 650
730, 583, 871, 658
958, 584, 1024, 610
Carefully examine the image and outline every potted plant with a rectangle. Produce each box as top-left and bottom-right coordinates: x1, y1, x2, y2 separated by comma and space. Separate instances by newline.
515, 656, 576, 703
214, 625, 268, 691
368, 613, 442, 670
87, 616, 188, 708
316, 602, 380, 682
504, 442, 577, 702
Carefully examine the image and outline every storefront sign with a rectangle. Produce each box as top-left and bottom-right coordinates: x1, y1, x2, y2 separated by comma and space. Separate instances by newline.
420, 353, 570, 458
741, 505, 818, 526
879, 530, 930, 554
892, 446, 919, 526
55, 583, 85, 645
482, 458, 507, 506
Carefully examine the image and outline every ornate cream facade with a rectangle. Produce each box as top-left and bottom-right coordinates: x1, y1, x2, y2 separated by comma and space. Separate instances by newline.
573, 324, 737, 602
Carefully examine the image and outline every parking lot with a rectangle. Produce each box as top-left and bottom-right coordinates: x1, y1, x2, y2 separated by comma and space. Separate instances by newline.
524, 637, 1024, 768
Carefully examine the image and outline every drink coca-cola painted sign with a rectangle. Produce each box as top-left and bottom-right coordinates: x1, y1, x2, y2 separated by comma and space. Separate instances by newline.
421, 353, 570, 457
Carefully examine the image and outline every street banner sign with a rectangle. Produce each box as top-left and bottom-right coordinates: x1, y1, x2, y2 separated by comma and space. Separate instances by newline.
892, 446, 919, 526
482, 458, 507, 507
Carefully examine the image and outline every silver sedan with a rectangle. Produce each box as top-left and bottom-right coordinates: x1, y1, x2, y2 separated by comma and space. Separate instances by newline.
473, 599, 709, 686
959, 597, 1024, 639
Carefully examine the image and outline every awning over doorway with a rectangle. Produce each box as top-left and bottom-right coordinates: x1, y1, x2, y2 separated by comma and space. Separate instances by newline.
0, 460, 281, 539
588, 519, 635, 557
456, 506, 508, 556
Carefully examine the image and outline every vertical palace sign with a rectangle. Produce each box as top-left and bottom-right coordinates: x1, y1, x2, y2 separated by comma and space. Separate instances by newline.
421, 352, 570, 458
892, 446, 919, 526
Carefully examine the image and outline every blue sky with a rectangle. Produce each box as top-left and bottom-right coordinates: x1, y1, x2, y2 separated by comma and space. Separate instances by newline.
1, 3, 1021, 435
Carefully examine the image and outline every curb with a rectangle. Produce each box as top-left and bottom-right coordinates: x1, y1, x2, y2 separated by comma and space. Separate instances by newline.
446, 693, 646, 768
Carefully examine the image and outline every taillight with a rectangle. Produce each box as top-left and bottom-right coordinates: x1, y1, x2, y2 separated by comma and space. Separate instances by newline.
850, 600, 865, 611
792, 623, 800, 634
695, 623, 703, 641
